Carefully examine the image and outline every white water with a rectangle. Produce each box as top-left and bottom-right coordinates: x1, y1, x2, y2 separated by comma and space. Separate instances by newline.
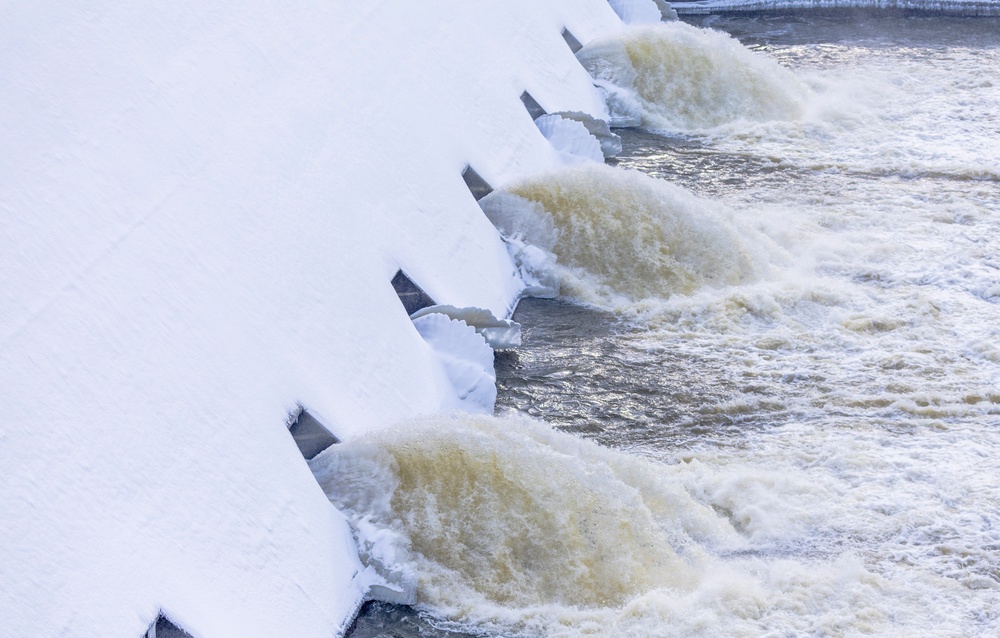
481, 165, 774, 303
316, 414, 897, 636
334, 15, 1000, 637
577, 23, 810, 132
322, 410, 1000, 636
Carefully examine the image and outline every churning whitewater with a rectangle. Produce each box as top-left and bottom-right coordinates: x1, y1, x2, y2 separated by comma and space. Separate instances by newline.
330, 13, 1000, 638
479, 165, 773, 304
315, 414, 906, 636
577, 22, 809, 131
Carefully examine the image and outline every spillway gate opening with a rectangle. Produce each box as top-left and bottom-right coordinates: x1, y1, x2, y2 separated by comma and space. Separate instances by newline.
287, 406, 341, 461
519, 91, 547, 121
391, 269, 437, 316
144, 613, 193, 638
561, 28, 583, 53
461, 165, 494, 202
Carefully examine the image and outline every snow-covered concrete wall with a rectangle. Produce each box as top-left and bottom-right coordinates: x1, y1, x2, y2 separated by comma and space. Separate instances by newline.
0, 2, 627, 636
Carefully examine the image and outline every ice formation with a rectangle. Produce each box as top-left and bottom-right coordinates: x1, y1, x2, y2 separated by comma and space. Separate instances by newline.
534, 114, 607, 165
410, 305, 522, 350
412, 313, 498, 413
551, 110, 624, 158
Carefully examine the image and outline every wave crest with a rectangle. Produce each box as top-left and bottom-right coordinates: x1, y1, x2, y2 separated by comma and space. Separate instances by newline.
312, 414, 734, 611
578, 23, 809, 132
483, 164, 771, 305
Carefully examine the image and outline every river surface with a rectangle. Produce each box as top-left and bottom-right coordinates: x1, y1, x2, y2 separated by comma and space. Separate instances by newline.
339, 12, 1000, 637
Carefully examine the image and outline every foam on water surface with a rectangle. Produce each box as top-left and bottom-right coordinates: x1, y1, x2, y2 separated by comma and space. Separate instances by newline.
316, 414, 897, 636
578, 22, 809, 132
323, 409, 1000, 636
483, 164, 774, 305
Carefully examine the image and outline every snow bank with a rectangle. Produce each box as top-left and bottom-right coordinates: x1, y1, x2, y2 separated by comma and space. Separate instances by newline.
0, 1, 627, 636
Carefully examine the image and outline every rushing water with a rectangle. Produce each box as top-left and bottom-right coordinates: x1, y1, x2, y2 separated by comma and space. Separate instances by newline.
335, 12, 1000, 637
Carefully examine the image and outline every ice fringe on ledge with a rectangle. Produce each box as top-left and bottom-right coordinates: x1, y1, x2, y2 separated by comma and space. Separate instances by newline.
534, 114, 606, 165
545, 111, 623, 159
410, 305, 522, 349
412, 313, 497, 413
655, 0, 683, 18
671, 0, 1000, 15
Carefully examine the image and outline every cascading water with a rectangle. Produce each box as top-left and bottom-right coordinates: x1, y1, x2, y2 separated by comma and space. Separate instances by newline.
314, 415, 718, 612
480, 164, 775, 305
577, 22, 809, 131
337, 12, 1000, 638
318, 414, 908, 637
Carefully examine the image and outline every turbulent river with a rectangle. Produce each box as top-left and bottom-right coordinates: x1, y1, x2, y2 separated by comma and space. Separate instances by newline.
333, 11, 1000, 637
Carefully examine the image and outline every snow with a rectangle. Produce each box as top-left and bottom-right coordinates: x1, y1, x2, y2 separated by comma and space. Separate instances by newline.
412, 314, 497, 413
535, 114, 608, 165
0, 1, 632, 636
550, 111, 624, 159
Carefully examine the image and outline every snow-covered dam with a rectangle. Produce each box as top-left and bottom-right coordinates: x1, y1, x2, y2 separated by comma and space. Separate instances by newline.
5, 1, 1000, 637
0, 1, 658, 635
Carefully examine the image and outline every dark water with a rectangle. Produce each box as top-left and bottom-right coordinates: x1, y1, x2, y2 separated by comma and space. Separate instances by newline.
494, 298, 781, 451
682, 11, 1000, 49
347, 602, 479, 638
